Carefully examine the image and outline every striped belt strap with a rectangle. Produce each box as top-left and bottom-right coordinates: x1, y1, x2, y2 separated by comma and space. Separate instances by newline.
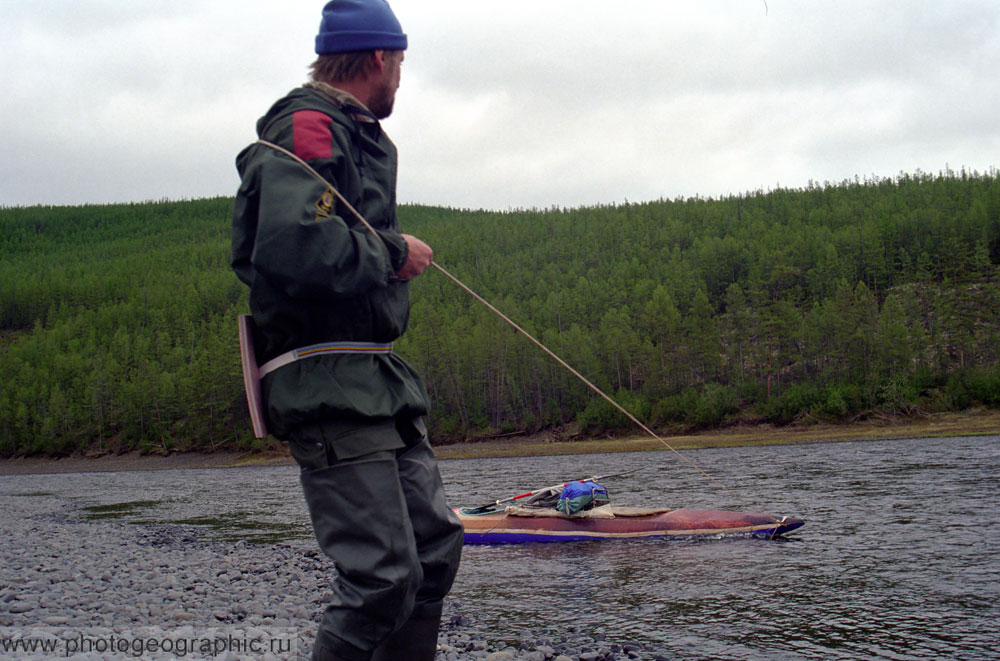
259, 341, 393, 377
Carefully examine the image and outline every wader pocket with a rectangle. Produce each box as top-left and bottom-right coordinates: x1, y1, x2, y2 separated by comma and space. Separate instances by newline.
289, 417, 406, 467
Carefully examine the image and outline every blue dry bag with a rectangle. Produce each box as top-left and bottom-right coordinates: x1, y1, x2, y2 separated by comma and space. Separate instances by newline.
558, 480, 610, 515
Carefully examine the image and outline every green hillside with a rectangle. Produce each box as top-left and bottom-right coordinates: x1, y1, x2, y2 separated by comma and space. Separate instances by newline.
2, 170, 999, 456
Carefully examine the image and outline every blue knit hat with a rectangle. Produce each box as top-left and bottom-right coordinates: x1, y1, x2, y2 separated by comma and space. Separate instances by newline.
315, 0, 407, 55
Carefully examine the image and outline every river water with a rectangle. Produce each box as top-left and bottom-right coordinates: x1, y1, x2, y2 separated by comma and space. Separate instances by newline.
2, 434, 998, 658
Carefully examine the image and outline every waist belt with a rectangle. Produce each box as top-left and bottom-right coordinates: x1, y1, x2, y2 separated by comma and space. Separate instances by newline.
259, 341, 393, 377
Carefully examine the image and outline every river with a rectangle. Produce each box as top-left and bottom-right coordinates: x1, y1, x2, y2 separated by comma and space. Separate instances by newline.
2, 434, 998, 658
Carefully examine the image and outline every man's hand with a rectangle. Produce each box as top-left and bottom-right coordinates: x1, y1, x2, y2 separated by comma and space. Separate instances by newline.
395, 234, 433, 280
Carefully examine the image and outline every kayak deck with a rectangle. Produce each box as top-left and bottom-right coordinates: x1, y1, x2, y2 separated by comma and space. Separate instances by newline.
458, 506, 805, 544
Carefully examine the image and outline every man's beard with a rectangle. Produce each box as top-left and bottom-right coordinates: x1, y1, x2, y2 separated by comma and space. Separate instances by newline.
368, 81, 396, 119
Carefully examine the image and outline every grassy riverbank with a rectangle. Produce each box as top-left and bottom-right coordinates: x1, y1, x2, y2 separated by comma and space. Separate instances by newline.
433, 408, 1000, 459
1, 409, 996, 475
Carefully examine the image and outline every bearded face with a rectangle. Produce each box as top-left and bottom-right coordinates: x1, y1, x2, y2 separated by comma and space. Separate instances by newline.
368, 52, 403, 119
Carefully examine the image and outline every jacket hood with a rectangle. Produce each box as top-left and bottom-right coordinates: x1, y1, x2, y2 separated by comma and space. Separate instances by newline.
255, 84, 373, 138
256, 87, 329, 138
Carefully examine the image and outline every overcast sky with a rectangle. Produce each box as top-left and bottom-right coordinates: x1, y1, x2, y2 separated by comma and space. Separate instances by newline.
2, 1, 998, 210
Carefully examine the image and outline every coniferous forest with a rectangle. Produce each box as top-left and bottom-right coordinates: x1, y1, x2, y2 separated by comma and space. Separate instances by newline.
2, 169, 999, 456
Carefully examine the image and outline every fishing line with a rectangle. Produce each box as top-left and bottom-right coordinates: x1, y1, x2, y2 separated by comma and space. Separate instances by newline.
256, 139, 754, 509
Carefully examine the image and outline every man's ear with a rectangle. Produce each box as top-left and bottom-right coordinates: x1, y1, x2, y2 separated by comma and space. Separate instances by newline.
372, 50, 387, 73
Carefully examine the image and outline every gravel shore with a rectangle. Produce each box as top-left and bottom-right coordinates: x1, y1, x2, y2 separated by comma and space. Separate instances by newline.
1, 492, 664, 660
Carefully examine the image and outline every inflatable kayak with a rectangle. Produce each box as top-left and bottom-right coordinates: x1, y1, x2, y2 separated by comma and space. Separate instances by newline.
457, 504, 805, 545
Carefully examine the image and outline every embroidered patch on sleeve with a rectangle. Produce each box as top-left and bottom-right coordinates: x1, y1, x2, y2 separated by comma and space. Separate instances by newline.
293, 110, 333, 161
314, 187, 335, 220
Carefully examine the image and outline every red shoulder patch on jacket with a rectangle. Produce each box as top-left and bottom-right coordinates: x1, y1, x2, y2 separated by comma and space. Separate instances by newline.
292, 110, 333, 161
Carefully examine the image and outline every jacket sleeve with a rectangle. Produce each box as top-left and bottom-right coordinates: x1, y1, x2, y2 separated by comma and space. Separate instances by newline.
238, 146, 404, 301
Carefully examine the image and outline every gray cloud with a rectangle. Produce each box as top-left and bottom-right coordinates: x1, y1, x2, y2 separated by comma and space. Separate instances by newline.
2, 0, 998, 209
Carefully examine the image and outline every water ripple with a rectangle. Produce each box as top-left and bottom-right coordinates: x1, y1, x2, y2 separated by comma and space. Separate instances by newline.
2, 434, 998, 657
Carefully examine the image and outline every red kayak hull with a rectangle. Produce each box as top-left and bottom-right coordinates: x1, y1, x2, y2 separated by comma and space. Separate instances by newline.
458, 508, 804, 544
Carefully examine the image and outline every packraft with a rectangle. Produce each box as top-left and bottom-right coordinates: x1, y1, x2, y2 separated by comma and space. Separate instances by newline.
457, 474, 805, 544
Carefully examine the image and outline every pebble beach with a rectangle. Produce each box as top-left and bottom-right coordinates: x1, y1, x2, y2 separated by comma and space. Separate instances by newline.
1, 491, 661, 660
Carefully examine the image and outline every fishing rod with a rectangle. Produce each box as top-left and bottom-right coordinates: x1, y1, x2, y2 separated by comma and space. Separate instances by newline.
255, 140, 749, 509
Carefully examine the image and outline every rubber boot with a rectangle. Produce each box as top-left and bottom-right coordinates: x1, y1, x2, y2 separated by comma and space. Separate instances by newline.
310, 634, 374, 661
310, 638, 359, 661
370, 616, 440, 661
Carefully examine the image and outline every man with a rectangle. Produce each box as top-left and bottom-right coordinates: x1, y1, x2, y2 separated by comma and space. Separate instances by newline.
231, 2, 464, 659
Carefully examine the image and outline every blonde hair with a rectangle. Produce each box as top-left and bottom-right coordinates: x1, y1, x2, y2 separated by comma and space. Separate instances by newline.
309, 50, 402, 84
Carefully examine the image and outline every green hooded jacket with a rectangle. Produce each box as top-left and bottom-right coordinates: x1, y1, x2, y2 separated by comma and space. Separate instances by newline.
232, 83, 430, 439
